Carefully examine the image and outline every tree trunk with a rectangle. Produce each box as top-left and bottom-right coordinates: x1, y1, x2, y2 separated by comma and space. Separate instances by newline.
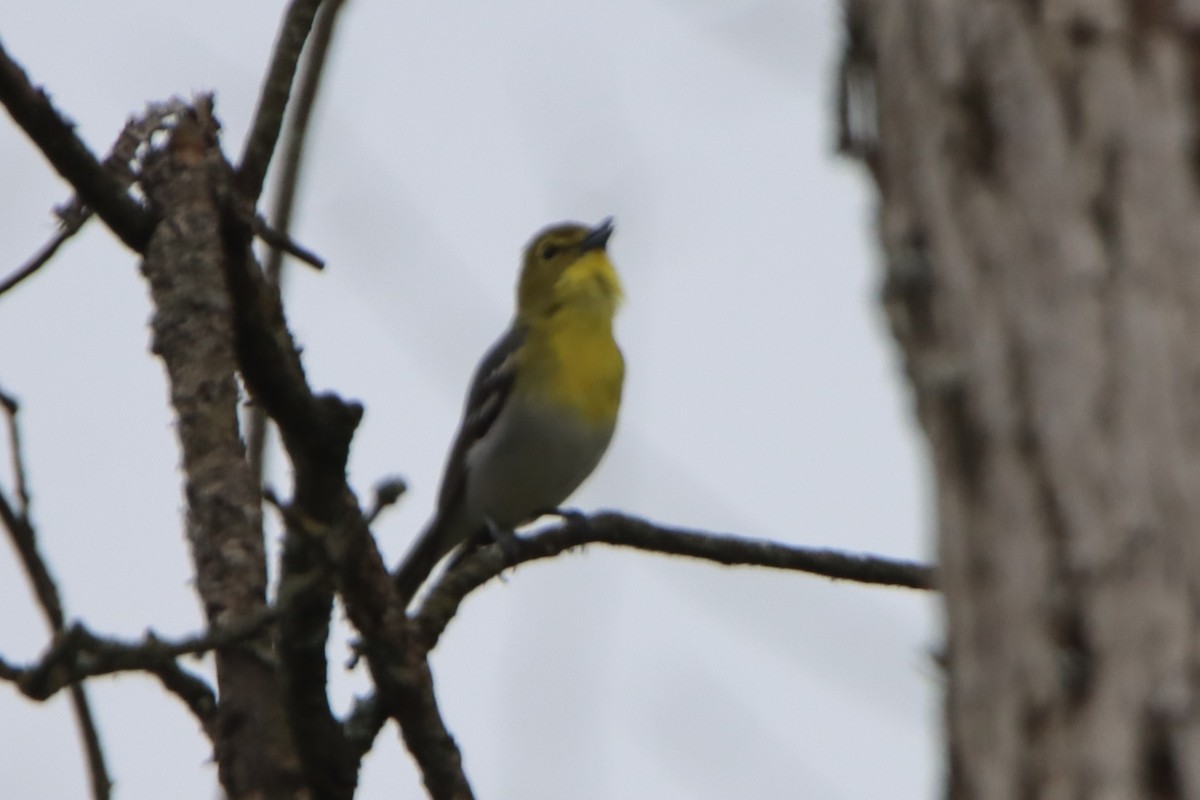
842, 2, 1200, 797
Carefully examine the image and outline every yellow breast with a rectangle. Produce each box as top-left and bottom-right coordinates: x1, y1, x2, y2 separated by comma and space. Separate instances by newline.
519, 312, 624, 425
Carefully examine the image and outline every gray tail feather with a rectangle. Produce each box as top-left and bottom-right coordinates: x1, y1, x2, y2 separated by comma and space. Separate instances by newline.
393, 528, 445, 608
393, 509, 474, 608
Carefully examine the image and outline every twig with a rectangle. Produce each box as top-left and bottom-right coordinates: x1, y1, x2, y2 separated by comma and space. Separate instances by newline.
412, 512, 937, 648
262, 0, 344, 283
1, 98, 187, 300
270, 476, 471, 800
69, 684, 110, 800
254, 215, 325, 270
0, 616, 265, 694
236, 0, 326, 200
0, 422, 62, 637
0, 393, 110, 798
0, 614, 276, 737
0, 108, 193, 800
0, 229, 72, 298
0, 36, 153, 250
220, 4, 474, 781
0, 388, 29, 513
339, 513, 936, 772
0, 489, 71, 654
246, 0, 345, 487
364, 476, 408, 525
331, 507, 474, 800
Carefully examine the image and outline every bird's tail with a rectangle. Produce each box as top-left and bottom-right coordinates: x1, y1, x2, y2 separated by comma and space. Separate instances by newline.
393, 507, 474, 608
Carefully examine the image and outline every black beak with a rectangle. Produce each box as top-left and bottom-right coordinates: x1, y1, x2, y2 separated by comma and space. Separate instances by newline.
580, 217, 615, 252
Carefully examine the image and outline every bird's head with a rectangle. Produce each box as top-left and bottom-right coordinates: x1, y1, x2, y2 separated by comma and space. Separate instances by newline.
517, 217, 622, 320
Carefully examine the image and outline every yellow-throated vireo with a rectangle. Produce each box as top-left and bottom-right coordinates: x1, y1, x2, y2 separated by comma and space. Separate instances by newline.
394, 218, 624, 604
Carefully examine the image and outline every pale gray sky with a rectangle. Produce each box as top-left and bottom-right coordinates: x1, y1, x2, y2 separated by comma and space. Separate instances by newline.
0, 1, 938, 797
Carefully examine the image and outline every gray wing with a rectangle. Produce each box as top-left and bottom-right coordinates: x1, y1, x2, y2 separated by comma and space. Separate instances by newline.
393, 324, 526, 605
434, 323, 526, 515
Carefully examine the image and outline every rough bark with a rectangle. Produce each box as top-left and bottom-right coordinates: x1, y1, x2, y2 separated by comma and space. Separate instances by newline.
844, 1, 1200, 797
140, 109, 304, 800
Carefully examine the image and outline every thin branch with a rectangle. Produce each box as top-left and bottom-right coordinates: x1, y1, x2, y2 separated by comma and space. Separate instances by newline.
262, 0, 344, 284
0, 615, 276, 737
0, 229, 72, 298
0, 392, 109, 798
236, 0, 326, 200
254, 215, 325, 270
0, 117, 195, 795
215, 208, 374, 793
364, 476, 408, 525
0, 36, 153, 251
0, 487, 65, 631
265, 487, 472, 799
389, 641, 473, 800
69, 684, 110, 800
322, 507, 471, 799
338, 513, 936, 768
225, 98, 368, 793
0, 388, 30, 514
1, 98, 187, 300
219, 169, 358, 797
247, 0, 345, 486
329, 509, 474, 800
222, 14, 474, 780
0, 434, 62, 640
412, 512, 937, 647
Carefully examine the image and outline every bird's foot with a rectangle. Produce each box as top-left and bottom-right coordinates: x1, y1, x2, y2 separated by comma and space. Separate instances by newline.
484, 518, 521, 566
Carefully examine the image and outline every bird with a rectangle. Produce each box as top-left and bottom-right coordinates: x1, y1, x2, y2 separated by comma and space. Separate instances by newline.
393, 217, 625, 606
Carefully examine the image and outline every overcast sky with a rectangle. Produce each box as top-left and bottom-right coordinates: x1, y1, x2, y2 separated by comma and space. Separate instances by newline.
0, 1, 939, 798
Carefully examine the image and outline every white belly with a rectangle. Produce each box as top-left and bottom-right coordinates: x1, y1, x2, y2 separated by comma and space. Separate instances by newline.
464, 397, 615, 529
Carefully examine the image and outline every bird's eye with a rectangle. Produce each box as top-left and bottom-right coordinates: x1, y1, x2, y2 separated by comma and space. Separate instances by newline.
539, 243, 560, 261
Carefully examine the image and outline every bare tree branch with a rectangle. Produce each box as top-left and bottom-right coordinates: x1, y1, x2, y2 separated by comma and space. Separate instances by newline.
343, 693, 386, 762
0, 489, 62, 634
330, 507, 473, 800
0, 389, 30, 514
332, 513, 936, 765
0, 533, 112, 800
267, 468, 473, 799
69, 684, 110, 800
387, 640, 473, 800
236, 0, 326, 201
262, 0, 345, 285
0, 614, 277, 738
0, 37, 153, 251
221, 133, 474, 793
274, 522, 357, 800
0, 100, 186, 300
412, 512, 936, 647
206, 89, 368, 793
247, 0, 347, 485
0, 390, 110, 800
254, 214, 325, 270
364, 476, 408, 525
139, 101, 305, 799
223, 3, 473, 785
0, 229, 72, 298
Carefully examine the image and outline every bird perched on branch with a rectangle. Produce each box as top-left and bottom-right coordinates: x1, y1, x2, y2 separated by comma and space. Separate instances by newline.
394, 217, 625, 605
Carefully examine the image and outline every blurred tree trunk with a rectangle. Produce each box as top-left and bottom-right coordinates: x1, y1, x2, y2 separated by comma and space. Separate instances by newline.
843, 1, 1200, 797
